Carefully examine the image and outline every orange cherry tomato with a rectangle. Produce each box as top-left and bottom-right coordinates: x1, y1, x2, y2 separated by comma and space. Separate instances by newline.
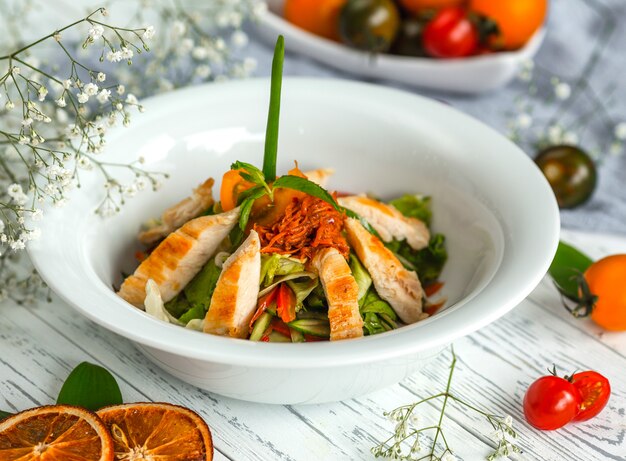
399, 0, 463, 14
220, 169, 254, 211
284, 0, 348, 41
469, 0, 547, 50
584, 254, 626, 331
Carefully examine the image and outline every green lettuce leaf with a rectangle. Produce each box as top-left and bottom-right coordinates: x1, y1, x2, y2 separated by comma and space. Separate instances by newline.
260, 254, 306, 287
286, 278, 319, 309
349, 253, 371, 303
386, 234, 448, 284
389, 194, 432, 226
165, 259, 222, 320
360, 289, 398, 335
179, 304, 207, 324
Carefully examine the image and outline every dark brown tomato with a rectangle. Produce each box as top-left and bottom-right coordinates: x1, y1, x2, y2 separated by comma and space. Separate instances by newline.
535, 145, 597, 209
339, 0, 400, 52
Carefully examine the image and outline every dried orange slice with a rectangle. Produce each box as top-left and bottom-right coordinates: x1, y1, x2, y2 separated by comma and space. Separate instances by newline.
0, 404, 114, 461
97, 402, 213, 461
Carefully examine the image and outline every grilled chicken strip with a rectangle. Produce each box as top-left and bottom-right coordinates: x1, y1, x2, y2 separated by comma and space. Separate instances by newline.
344, 218, 427, 324
338, 196, 429, 250
118, 207, 240, 307
204, 230, 261, 338
312, 247, 364, 341
304, 168, 335, 188
139, 177, 215, 245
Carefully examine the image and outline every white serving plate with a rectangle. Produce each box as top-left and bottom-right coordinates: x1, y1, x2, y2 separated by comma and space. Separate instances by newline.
254, 0, 545, 94
28, 78, 559, 404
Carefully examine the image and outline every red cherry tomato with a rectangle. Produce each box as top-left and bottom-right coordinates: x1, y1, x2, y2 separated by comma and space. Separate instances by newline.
523, 375, 581, 430
571, 371, 611, 421
422, 7, 478, 58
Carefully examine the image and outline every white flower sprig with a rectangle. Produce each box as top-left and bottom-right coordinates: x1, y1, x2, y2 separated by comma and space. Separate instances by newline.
371, 348, 522, 461
118, 0, 266, 96
0, 7, 164, 301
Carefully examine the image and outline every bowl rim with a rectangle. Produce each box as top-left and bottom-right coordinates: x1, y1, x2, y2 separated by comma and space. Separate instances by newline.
28, 78, 560, 369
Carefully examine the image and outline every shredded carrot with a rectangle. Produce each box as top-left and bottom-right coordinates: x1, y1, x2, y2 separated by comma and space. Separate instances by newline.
254, 194, 350, 260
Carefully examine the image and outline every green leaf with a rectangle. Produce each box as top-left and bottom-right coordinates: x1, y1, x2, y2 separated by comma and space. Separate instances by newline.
179, 304, 207, 324
263, 35, 284, 182
57, 362, 122, 411
274, 175, 340, 209
184, 259, 222, 309
0, 410, 12, 420
549, 241, 594, 300
343, 208, 383, 239
360, 289, 398, 335
164, 292, 191, 318
386, 234, 448, 284
260, 253, 305, 286
240, 187, 270, 231
389, 194, 432, 226
231, 161, 269, 191
349, 253, 372, 303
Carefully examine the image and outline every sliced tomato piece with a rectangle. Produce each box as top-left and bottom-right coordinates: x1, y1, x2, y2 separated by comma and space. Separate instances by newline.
572, 371, 611, 421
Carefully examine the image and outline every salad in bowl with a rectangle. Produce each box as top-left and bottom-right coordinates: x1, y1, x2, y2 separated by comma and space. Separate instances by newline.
118, 164, 447, 342
118, 37, 447, 342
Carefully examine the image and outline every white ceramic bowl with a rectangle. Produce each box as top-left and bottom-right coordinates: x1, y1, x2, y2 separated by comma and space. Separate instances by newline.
28, 78, 559, 404
254, 0, 545, 94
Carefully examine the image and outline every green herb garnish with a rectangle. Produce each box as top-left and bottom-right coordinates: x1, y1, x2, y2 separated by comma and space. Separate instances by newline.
263, 35, 284, 182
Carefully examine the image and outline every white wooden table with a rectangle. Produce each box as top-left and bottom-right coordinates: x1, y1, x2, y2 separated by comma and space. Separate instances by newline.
1, 230, 625, 461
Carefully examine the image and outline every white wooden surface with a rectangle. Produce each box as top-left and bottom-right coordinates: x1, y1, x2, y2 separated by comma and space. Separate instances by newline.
1, 229, 625, 461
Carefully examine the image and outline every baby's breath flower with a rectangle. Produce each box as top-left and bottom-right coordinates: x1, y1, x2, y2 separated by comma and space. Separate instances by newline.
143, 25, 155, 39
126, 94, 138, 105
56, 96, 67, 107
63, 79, 72, 89
97, 72, 106, 82
195, 65, 211, 79
121, 46, 134, 60
21, 117, 33, 127
516, 113, 532, 129
106, 50, 123, 63
96, 89, 111, 104
178, 38, 194, 55
77, 92, 89, 104
88, 24, 104, 41
84, 82, 99, 96
563, 131, 579, 145
37, 86, 48, 101
192, 46, 209, 60
5, 100, 15, 110
555, 82, 571, 100
548, 125, 563, 144
171, 21, 186, 38
116, 84, 126, 95
31, 209, 43, 221
231, 30, 248, 48
614, 122, 626, 140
